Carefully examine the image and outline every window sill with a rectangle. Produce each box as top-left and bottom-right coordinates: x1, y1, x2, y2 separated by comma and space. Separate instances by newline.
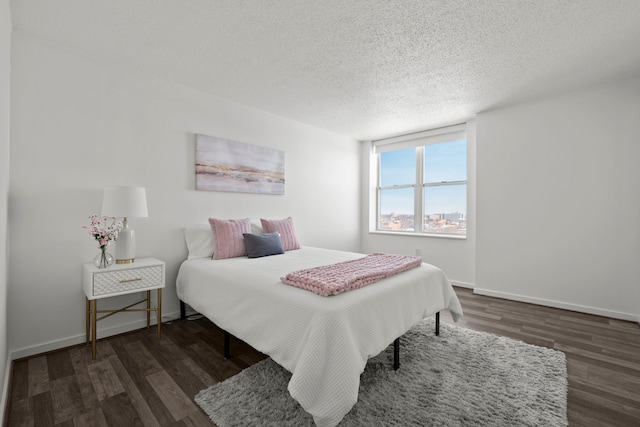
369, 230, 467, 240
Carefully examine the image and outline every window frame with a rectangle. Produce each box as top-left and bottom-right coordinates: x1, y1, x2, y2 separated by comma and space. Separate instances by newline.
373, 125, 467, 238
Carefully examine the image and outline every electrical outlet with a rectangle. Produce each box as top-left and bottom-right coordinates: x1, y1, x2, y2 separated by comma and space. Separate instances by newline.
415, 248, 422, 256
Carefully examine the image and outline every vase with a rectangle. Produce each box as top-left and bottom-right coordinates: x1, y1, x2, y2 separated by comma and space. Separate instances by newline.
94, 245, 114, 269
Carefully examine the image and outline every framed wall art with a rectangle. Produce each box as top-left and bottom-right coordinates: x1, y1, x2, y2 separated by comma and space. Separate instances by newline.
195, 134, 285, 195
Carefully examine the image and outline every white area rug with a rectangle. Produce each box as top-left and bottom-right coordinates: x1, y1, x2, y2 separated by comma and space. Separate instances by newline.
195, 319, 567, 426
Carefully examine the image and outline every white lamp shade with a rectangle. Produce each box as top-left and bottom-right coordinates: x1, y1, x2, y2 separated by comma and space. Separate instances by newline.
101, 186, 148, 218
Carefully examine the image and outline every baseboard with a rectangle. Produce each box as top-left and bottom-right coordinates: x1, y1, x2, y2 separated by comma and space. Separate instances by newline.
450, 280, 474, 289
10, 310, 181, 360
473, 287, 640, 323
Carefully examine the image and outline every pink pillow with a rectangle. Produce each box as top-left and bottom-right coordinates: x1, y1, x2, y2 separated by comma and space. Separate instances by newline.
208, 218, 251, 259
260, 217, 300, 251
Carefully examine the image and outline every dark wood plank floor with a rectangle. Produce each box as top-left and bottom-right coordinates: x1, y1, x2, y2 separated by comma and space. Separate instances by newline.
4, 287, 640, 426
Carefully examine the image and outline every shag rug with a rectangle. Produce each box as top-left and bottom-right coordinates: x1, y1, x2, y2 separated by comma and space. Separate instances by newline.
195, 319, 567, 426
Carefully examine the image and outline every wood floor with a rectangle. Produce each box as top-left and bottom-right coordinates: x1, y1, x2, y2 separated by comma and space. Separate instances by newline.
4, 287, 640, 426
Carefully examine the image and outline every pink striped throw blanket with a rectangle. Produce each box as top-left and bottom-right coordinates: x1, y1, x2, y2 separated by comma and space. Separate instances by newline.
280, 253, 423, 296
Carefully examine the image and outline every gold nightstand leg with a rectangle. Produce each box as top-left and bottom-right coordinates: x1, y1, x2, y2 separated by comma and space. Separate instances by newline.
91, 299, 97, 360
85, 297, 90, 345
157, 288, 162, 340
146, 290, 151, 328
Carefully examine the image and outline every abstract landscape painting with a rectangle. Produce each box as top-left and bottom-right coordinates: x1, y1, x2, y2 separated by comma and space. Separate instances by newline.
196, 134, 285, 194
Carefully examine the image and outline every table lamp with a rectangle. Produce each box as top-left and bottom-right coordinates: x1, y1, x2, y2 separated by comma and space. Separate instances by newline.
101, 186, 148, 264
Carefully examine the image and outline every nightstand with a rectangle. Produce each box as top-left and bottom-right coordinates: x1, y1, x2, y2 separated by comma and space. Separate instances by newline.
82, 257, 165, 359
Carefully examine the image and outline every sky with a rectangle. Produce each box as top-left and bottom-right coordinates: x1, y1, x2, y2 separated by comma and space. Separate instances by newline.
196, 134, 284, 172
380, 139, 466, 215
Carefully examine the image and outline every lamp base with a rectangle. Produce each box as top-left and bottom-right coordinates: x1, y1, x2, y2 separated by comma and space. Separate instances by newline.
115, 218, 136, 263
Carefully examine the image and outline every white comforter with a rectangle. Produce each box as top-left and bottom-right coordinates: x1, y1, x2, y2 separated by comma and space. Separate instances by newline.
176, 247, 463, 427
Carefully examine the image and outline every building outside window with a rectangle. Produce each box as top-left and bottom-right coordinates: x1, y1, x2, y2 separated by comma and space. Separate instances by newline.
374, 124, 467, 237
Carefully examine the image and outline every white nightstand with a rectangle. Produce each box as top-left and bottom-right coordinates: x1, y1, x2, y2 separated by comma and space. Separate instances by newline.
82, 257, 165, 359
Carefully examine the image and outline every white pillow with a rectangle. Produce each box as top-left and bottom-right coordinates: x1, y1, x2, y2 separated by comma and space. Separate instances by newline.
184, 224, 215, 259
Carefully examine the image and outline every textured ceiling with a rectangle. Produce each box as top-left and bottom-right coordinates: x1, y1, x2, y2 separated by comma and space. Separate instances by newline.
10, 0, 640, 140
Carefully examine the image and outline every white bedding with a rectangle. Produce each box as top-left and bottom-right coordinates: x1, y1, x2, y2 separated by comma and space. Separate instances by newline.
176, 247, 463, 427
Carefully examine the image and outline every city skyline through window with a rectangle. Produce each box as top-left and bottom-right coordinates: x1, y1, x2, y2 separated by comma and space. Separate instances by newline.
378, 139, 466, 235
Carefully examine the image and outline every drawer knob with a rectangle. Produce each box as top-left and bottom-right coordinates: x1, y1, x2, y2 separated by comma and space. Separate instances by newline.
119, 278, 142, 283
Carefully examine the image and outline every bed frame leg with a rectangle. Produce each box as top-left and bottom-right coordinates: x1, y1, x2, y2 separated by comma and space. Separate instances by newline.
223, 331, 230, 359
393, 338, 400, 370
180, 301, 186, 320
393, 310, 440, 370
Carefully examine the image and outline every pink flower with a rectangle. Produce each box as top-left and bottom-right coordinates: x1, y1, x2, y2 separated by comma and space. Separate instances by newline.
83, 214, 123, 247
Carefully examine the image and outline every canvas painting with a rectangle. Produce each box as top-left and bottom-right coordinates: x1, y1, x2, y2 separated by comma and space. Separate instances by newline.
196, 134, 285, 194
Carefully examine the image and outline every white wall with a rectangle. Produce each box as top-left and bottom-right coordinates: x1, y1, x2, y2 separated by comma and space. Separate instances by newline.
360, 121, 476, 287
8, 32, 361, 358
0, 0, 11, 419
476, 76, 640, 321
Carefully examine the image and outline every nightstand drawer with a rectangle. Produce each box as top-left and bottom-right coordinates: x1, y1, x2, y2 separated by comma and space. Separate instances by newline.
92, 265, 162, 296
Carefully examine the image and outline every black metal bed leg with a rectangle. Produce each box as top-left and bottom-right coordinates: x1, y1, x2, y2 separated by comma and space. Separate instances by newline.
435, 311, 440, 336
180, 301, 186, 320
223, 331, 230, 359
393, 338, 400, 370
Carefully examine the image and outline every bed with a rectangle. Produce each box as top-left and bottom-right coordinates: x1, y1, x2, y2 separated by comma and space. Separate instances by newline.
176, 244, 463, 427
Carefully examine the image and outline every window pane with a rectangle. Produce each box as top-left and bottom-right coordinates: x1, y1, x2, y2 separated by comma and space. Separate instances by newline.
380, 148, 416, 187
379, 187, 414, 231
424, 139, 466, 183
423, 184, 466, 235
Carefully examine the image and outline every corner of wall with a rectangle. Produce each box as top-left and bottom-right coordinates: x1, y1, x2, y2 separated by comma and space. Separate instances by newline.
0, 0, 11, 422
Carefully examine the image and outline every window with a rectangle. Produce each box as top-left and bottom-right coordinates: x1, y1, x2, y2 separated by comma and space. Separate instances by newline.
374, 124, 467, 237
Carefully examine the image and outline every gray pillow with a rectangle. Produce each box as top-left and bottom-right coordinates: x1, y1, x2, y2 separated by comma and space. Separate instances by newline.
243, 232, 285, 258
